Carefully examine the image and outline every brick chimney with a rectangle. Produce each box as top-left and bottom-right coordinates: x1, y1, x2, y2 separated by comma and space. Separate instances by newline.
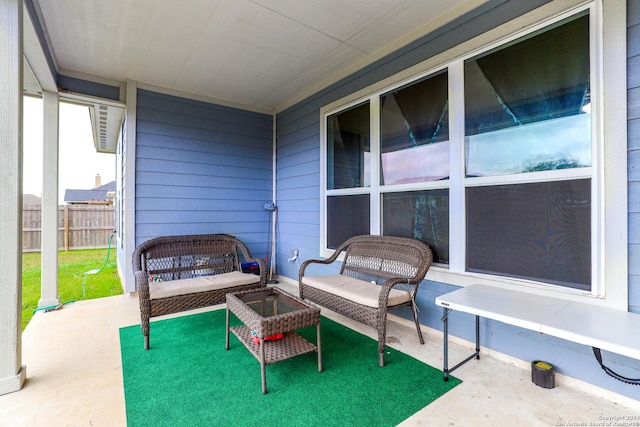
95, 174, 101, 188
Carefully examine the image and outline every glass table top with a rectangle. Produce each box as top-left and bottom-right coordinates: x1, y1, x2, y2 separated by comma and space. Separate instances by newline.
235, 288, 311, 318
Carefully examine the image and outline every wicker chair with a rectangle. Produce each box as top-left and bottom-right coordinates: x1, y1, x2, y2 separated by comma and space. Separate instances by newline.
299, 235, 432, 366
132, 234, 266, 349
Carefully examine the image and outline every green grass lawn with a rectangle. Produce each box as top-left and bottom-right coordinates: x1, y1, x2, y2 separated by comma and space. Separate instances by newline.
22, 248, 123, 330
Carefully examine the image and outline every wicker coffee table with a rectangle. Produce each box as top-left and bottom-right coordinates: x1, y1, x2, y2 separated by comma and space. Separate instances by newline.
225, 287, 322, 394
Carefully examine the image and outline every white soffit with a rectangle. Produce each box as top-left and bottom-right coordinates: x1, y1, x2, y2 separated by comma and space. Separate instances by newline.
89, 103, 124, 154
61, 93, 125, 154
35, 0, 485, 112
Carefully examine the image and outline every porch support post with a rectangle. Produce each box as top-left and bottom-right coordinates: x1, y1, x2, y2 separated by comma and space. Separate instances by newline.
0, 0, 27, 395
39, 90, 60, 308
122, 79, 138, 292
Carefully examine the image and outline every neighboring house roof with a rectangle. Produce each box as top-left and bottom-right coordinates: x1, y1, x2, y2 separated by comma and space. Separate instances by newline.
23, 194, 42, 206
64, 181, 115, 204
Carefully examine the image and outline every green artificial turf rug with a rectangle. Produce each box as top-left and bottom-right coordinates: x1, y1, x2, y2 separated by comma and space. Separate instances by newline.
120, 309, 460, 426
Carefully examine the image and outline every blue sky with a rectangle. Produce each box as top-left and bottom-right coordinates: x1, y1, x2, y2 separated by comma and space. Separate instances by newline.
23, 96, 116, 204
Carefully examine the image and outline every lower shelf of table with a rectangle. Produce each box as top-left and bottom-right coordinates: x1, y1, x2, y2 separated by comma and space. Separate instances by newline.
230, 325, 318, 365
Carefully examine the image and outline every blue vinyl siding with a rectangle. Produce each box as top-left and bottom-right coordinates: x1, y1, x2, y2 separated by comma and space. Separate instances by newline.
135, 89, 272, 258
276, 108, 321, 278
275, 0, 640, 399
116, 114, 129, 287
628, 0, 640, 314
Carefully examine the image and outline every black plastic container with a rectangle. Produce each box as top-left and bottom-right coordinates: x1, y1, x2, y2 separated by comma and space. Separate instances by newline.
241, 261, 261, 275
531, 360, 555, 388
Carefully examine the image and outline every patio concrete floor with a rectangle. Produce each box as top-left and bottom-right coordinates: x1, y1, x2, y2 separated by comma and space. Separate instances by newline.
1, 280, 639, 426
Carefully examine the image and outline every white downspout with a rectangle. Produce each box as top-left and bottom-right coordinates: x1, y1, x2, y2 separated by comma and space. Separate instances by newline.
271, 110, 277, 277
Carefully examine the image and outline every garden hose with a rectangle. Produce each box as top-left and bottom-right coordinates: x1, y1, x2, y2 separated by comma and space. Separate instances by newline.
32, 230, 117, 314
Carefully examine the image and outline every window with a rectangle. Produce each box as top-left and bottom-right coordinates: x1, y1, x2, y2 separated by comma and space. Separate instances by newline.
463, 12, 592, 290
464, 15, 591, 177
465, 180, 591, 290
327, 101, 370, 190
379, 70, 450, 264
382, 189, 450, 264
321, 2, 627, 303
326, 102, 371, 248
380, 71, 449, 185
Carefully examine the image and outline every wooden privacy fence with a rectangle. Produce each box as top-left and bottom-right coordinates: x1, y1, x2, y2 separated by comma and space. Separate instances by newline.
23, 205, 115, 252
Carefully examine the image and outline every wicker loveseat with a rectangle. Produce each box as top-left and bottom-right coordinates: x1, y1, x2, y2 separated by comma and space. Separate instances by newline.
132, 234, 266, 349
299, 235, 433, 367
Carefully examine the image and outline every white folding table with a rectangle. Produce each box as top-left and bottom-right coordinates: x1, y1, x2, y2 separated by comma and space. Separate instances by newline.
435, 285, 640, 382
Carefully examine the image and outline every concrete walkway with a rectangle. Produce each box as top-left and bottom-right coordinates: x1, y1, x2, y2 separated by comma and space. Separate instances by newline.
1, 280, 638, 426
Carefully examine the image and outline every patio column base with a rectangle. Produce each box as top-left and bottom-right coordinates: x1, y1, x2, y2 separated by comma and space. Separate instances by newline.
38, 297, 61, 309
0, 365, 26, 396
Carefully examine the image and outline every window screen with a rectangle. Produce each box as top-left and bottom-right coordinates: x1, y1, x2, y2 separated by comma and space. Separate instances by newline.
382, 190, 449, 264
466, 179, 591, 290
327, 194, 370, 249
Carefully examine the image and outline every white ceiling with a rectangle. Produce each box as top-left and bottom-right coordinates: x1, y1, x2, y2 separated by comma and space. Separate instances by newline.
33, 0, 485, 113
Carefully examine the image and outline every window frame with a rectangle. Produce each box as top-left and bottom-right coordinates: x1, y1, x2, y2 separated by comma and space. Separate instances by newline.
319, 0, 627, 309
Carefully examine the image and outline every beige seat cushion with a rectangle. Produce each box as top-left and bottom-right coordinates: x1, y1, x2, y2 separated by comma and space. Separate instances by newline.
149, 271, 259, 300
301, 274, 410, 308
